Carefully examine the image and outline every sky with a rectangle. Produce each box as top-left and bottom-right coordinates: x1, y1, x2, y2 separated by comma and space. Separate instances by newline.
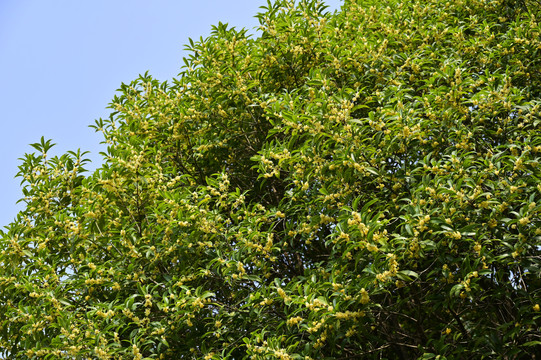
0, 0, 343, 229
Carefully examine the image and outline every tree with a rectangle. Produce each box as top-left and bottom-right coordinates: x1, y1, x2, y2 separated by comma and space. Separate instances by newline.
1, 0, 541, 358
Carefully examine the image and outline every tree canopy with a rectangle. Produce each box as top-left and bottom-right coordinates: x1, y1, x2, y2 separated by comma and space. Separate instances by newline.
2, 0, 541, 358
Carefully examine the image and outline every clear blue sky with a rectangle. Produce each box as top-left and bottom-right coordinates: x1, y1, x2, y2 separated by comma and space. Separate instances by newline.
0, 0, 343, 228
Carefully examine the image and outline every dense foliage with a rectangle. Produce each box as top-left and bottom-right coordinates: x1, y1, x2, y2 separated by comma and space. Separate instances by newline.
2, 0, 541, 358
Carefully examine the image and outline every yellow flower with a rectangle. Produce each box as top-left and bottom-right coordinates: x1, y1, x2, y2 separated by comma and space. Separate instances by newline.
366, 243, 379, 252
286, 316, 303, 326
360, 288, 370, 304
533, 304, 540, 312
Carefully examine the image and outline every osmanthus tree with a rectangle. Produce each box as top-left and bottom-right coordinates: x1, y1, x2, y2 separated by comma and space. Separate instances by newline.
1, 0, 541, 358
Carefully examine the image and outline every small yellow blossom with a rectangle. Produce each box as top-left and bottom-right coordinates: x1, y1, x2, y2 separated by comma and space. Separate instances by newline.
360, 288, 370, 304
